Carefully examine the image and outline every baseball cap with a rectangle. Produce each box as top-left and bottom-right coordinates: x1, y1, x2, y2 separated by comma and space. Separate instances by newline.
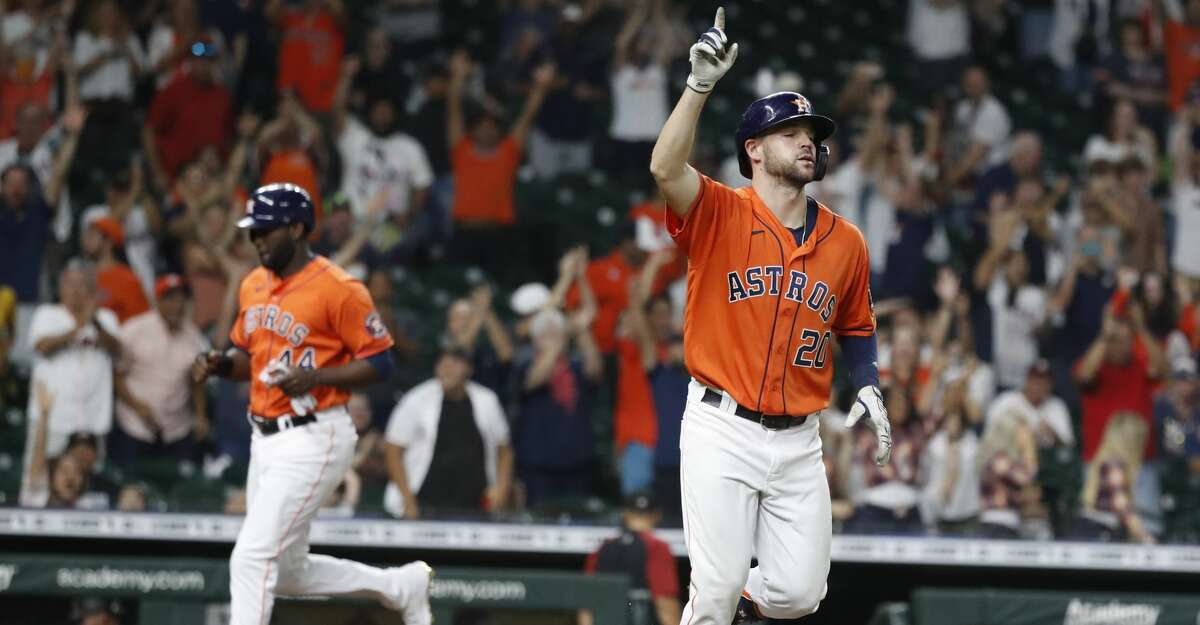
510, 283, 550, 317
622, 490, 658, 513
90, 216, 125, 247
154, 274, 189, 299
1026, 359, 1052, 378
1172, 356, 1197, 380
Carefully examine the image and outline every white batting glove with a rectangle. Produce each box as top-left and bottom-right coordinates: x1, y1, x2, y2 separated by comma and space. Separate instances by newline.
687, 7, 739, 93
845, 385, 892, 466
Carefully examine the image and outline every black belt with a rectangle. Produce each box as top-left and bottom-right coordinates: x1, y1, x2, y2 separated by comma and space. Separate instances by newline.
701, 388, 808, 430
248, 413, 318, 436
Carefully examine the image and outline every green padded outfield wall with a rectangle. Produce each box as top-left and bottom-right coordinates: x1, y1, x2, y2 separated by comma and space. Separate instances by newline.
913, 588, 1200, 625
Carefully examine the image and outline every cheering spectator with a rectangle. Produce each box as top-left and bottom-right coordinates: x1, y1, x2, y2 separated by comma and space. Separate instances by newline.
73, 0, 144, 104
988, 359, 1074, 449
846, 387, 926, 534
607, 0, 675, 181
1154, 0, 1200, 111
0, 26, 64, 140
20, 382, 90, 508
446, 52, 554, 278
25, 261, 120, 464
974, 205, 1047, 390
270, 0, 345, 113
945, 65, 1011, 187
81, 164, 159, 296
349, 27, 406, 112
906, 0, 970, 98
0, 106, 82, 302
976, 410, 1039, 538
349, 392, 388, 484
1117, 158, 1169, 275
971, 131, 1043, 237
79, 216, 150, 323
919, 409, 981, 535
1156, 356, 1200, 466
443, 285, 515, 398
513, 296, 603, 507
383, 346, 513, 519
333, 56, 433, 222
1075, 307, 1167, 462
1071, 412, 1157, 543
142, 40, 233, 189
146, 0, 224, 89
1171, 100, 1200, 280
110, 275, 208, 466
256, 91, 325, 212
1095, 19, 1168, 135
527, 5, 607, 179
569, 222, 652, 357
1049, 225, 1116, 368
579, 491, 681, 625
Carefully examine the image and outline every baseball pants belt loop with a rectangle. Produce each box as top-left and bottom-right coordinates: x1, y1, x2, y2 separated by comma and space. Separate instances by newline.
700, 387, 808, 430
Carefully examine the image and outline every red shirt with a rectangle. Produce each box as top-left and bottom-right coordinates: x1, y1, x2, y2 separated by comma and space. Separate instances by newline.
614, 338, 657, 450
1164, 18, 1200, 110
147, 72, 232, 180
1076, 344, 1156, 461
450, 137, 521, 225
277, 10, 344, 112
0, 72, 52, 139
585, 529, 679, 600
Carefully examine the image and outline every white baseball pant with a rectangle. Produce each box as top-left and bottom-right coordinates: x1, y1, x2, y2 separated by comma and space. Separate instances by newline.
679, 379, 831, 624
229, 407, 396, 625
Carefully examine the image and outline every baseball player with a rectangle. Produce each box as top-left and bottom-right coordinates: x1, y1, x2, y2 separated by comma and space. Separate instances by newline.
191, 184, 432, 625
648, 8, 893, 624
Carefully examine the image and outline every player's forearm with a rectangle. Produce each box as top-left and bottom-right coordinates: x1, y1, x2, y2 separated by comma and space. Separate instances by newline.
313, 358, 382, 390
650, 88, 708, 181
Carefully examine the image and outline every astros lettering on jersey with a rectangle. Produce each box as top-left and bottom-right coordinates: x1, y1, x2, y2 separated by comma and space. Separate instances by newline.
230, 255, 393, 417
667, 174, 875, 417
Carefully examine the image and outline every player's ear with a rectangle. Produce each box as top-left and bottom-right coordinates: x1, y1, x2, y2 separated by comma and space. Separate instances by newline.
746, 137, 761, 166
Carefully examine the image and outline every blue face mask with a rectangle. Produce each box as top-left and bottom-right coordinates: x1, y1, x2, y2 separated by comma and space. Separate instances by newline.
1081, 239, 1102, 259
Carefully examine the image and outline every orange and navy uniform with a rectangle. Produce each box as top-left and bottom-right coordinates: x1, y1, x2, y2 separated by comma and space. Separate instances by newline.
230, 256, 393, 418
666, 173, 875, 417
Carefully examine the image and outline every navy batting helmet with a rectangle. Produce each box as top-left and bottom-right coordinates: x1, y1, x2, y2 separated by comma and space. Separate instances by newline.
237, 183, 314, 230
736, 91, 837, 181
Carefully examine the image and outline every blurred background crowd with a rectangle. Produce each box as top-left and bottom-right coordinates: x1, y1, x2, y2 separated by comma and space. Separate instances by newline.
0, 0, 1199, 549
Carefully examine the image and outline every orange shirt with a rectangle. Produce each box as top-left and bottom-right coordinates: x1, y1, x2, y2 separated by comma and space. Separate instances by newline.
260, 149, 321, 218
614, 338, 658, 450
97, 264, 150, 323
666, 174, 876, 417
0, 72, 52, 139
230, 256, 393, 418
277, 10, 344, 112
451, 137, 521, 225
1165, 18, 1200, 111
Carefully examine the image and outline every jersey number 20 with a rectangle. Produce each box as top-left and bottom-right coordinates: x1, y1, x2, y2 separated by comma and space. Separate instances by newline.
793, 329, 831, 368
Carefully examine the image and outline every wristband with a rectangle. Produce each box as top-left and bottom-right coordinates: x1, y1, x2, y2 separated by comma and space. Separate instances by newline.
213, 353, 234, 377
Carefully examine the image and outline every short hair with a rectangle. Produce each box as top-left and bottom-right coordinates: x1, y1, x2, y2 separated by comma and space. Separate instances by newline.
60, 258, 99, 292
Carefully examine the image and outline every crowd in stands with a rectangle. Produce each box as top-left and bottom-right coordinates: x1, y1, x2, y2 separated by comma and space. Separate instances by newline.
1, 0, 1199, 546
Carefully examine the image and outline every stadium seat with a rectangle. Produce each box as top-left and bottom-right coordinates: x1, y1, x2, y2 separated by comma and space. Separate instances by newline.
170, 478, 228, 513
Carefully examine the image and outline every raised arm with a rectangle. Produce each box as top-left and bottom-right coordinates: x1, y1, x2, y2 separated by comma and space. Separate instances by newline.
46, 107, 86, 207
510, 63, 556, 146
650, 7, 737, 217
332, 56, 360, 136
446, 50, 470, 149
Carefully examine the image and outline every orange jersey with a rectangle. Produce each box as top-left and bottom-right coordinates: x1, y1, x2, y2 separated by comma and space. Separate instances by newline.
229, 256, 393, 418
666, 174, 875, 417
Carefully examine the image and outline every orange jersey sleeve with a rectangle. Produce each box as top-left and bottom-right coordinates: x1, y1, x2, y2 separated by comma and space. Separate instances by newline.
664, 172, 749, 263
832, 222, 877, 337
334, 280, 394, 359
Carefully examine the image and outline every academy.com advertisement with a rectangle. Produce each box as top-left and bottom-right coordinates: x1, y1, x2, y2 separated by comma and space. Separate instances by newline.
915, 588, 1200, 625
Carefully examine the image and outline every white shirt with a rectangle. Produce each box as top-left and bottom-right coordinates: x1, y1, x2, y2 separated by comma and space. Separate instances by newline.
988, 279, 1046, 388
116, 311, 208, 443
953, 95, 1012, 171
73, 31, 146, 101
1082, 134, 1153, 167
919, 429, 981, 524
1172, 180, 1200, 278
27, 305, 119, 452
337, 116, 434, 219
383, 379, 510, 517
819, 158, 895, 273
609, 63, 670, 141
988, 277, 1047, 389
986, 389, 1075, 446
907, 0, 970, 60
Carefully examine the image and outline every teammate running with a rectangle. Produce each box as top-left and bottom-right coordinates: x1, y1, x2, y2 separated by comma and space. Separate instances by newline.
648, 8, 893, 624
192, 183, 432, 625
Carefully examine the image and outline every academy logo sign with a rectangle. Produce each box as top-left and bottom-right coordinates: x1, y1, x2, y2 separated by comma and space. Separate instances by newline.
1062, 598, 1161, 625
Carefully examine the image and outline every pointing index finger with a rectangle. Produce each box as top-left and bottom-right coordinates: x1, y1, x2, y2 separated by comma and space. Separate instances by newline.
714, 6, 725, 30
